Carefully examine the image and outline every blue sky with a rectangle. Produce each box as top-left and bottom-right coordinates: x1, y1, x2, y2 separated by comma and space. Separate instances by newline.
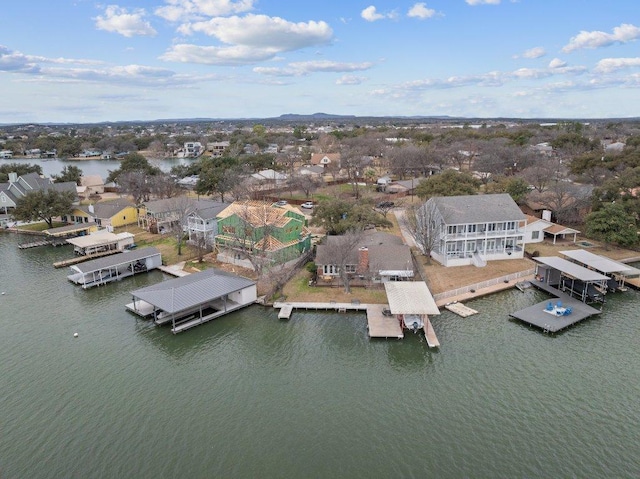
1, 0, 639, 123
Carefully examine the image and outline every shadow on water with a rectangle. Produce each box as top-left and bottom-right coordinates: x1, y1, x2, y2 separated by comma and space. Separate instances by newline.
385, 333, 437, 371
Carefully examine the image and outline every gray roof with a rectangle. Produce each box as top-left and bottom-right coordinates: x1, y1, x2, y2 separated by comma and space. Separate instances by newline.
189, 201, 230, 220
90, 199, 136, 219
534, 256, 610, 282
429, 193, 525, 225
315, 231, 405, 266
45, 223, 95, 236
142, 197, 227, 216
131, 268, 255, 314
560, 249, 638, 276
368, 244, 413, 273
71, 247, 161, 274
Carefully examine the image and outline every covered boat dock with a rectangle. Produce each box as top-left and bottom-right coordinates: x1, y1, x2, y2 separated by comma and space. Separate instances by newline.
383, 282, 441, 347
560, 249, 640, 292
67, 247, 161, 289
66, 231, 135, 256
126, 268, 257, 334
533, 256, 610, 304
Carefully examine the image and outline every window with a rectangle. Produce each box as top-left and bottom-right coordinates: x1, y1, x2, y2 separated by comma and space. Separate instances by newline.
487, 223, 496, 232
506, 221, 516, 230
447, 225, 456, 235
344, 264, 356, 273
323, 265, 339, 275
532, 231, 540, 240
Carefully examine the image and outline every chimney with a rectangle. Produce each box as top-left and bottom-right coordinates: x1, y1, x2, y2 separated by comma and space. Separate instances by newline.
8, 172, 17, 183
358, 247, 369, 275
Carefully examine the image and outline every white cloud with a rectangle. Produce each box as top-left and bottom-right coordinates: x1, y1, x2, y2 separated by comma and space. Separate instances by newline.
361, 6, 396, 22
94, 6, 157, 37
517, 47, 546, 59
155, 0, 255, 22
167, 14, 333, 65
562, 23, 640, 53
179, 14, 332, 50
253, 60, 373, 77
162, 44, 279, 65
466, 0, 501, 5
548, 58, 567, 69
336, 75, 367, 85
407, 3, 436, 20
594, 57, 640, 73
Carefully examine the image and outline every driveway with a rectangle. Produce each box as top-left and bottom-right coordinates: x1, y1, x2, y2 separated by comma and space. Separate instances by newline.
393, 208, 420, 250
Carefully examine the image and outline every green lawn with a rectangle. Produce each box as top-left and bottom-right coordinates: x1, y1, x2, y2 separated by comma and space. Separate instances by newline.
15, 221, 66, 232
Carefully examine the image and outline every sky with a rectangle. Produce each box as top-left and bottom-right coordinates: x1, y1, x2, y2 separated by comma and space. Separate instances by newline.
1, 0, 639, 123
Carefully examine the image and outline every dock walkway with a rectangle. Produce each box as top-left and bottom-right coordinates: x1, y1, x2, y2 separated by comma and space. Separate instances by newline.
510, 280, 601, 332
423, 317, 440, 347
53, 250, 120, 268
272, 302, 405, 340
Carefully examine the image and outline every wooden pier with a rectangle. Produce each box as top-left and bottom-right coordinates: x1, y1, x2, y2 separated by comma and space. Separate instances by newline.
53, 250, 119, 268
423, 316, 440, 347
366, 304, 403, 339
444, 301, 478, 317
278, 304, 293, 319
18, 240, 52, 249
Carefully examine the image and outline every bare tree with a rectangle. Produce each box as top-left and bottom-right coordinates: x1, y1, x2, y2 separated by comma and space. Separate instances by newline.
117, 170, 151, 204
168, 195, 195, 256
325, 229, 365, 294
288, 174, 321, 198
149, 173, 182, 199
405, 202, 441, 264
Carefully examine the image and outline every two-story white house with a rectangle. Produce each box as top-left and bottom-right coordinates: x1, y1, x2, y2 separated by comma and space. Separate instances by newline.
186, 201, 229, 248
419, 194, 527, 267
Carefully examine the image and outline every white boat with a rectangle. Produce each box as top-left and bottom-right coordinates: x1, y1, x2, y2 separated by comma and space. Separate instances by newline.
402, 314, 424, 332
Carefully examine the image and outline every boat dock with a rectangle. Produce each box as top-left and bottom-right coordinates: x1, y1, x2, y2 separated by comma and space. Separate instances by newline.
272, 302, 424, 341
278, 304, 293, 319
423, 316, 440, 347
444, 301, 478, 317
53, 250, 120, 268
67, 247, 162, 289
18, 240, 52, 249
366, 304, 403, 339
510, 280, 601, 332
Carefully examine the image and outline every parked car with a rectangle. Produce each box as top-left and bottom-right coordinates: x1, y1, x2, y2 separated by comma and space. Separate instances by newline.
301, 201, 314, 209
376, 201, 394, 209
274, 200, 288, 207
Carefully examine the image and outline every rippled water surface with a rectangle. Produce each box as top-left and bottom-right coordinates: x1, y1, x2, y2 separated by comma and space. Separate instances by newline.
1, 233, 639, 478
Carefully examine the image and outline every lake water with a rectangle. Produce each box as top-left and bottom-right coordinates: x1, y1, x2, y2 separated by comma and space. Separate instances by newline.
1, 232, 639, 478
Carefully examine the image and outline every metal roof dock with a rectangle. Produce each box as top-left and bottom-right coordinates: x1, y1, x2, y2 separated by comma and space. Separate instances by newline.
67, 247, 162, 289
126, 268, 257, 334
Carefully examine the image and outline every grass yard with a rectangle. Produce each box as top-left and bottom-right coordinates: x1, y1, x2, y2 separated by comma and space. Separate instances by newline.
281, 269, 389, 304
14, 221, 66, 232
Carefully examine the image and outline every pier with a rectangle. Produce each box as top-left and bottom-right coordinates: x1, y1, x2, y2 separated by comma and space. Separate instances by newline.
444, 302, 478, 317
423, 317, 440, 347
53, 250, 119, 268
510, 280, 601, 332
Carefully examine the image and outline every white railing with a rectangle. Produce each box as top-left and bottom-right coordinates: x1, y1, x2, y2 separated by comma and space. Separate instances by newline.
433, 268, 535, 302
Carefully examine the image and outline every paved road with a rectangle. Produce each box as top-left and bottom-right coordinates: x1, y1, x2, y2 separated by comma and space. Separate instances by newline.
393, 208, 420, 250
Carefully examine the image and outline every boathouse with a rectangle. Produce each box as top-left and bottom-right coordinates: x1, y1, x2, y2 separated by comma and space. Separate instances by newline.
383, 282, 441, 347
67, 247, 161, 289
66, 230, 135, 255
533, 256, 609, 303
560, 249, 640, 291
126, 268, 257, 334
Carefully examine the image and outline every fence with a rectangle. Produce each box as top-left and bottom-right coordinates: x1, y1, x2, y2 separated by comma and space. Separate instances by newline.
432, 268, 535, 302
